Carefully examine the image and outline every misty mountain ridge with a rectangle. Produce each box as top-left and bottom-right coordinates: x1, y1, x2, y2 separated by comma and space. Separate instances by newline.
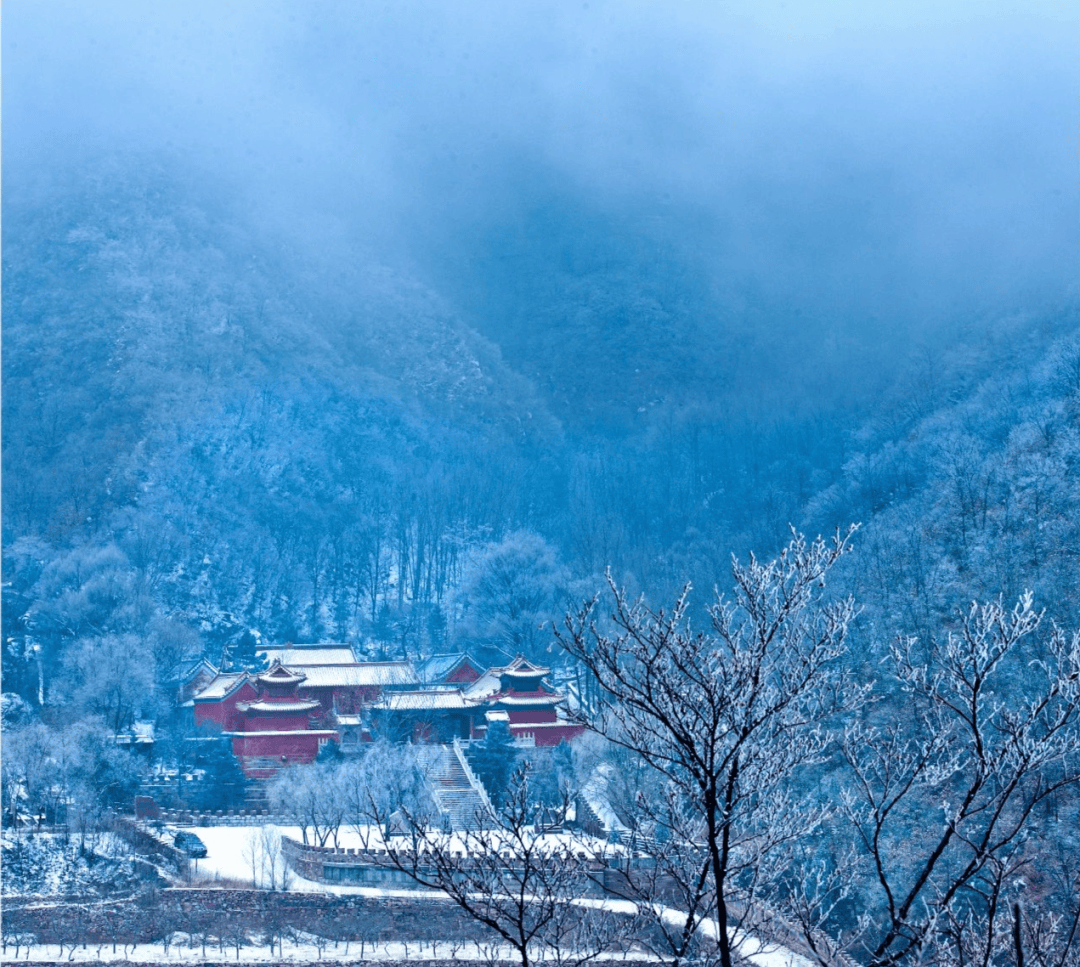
3, 153, 1075, 675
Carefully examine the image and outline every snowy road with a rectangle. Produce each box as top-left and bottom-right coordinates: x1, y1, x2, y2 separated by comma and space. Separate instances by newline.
185, 824, 815, 967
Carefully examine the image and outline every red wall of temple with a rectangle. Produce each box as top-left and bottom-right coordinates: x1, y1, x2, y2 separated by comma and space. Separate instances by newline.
506, 708, 559, 724
510, 724, 584, 747
238, 712, 313, 732
231, 733, 329, 757
230, 731, 336, 769
446, 664, 480, 684
193, 681, 258, 732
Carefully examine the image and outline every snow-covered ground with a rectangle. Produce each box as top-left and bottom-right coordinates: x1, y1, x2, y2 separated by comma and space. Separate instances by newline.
1, 830, 162, 898
0, 938, 657, 963
188, 825, 813, 966
188, 824, 470, 896
187, 824, 622, 892
3, 824, 814, 967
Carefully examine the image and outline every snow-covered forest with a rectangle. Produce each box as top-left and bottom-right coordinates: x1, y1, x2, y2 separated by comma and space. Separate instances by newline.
3, 1, 1077, 965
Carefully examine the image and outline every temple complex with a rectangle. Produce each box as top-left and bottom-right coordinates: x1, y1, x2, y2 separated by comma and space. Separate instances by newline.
189, 645, 583, 777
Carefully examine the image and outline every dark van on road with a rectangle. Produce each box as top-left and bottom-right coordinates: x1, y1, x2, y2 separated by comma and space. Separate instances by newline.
173, 831, 207, 858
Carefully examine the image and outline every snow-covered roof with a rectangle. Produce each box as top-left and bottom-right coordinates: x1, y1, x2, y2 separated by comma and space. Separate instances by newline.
502, 660, 550, 678
464, 655, 551, 701
192, 673, 249, 701
373, 690, 472, 712
167, 656, 219, 684
296, 662, 419, 689
236, 700, 320, 714
415, 652, 482, 683
259, 644, 358, 666
463, 669, 503, 701
256, 661, 307, 687
493, 693, 561, 707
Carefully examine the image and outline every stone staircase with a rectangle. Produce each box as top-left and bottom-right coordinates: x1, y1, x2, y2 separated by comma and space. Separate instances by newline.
426, 743, 492, 832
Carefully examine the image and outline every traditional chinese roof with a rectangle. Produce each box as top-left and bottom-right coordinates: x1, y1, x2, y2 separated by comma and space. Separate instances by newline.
192, 673, 250, 701
255, 660, 307, 688
492, 693, 561, 707
295, 662, 419, 690
511, 720, 578, 731
373, 689, 473, 712
237, 699, 320, 714
462, 665, 509, 701
259, 644, 358, 666
466, 656, 553, 700
498, 658, 550, 692
167, 656, 219, 686
501, 660, 550, 679
416, 652, 483, 684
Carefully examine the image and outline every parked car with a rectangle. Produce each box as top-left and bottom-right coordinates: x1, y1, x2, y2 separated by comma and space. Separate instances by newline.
172, 830, 207, 858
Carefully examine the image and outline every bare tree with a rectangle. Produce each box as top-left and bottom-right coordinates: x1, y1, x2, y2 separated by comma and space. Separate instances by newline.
243, 828, 263, 888
556, 527, 863, 967
262, 825, 292, 890
340, 738, 426, 844
1, 721, 53, 826
839, 593, 1080, 967
367, 763, 624, 967
267, 762, 346, 847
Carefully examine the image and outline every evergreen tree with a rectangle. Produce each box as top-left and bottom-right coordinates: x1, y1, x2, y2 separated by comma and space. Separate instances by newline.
468, 720, 518, 806
189, 735, 248, 811
223, 628, 268, 673
316, 739, 343, 764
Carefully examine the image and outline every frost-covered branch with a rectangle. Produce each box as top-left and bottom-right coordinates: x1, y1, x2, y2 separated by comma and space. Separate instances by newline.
557, 527, 863, 967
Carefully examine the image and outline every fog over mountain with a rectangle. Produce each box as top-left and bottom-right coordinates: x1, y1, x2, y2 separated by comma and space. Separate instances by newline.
8, 1, 1076, 409
3, 0, 1076, 656
3, 3, 1079, 956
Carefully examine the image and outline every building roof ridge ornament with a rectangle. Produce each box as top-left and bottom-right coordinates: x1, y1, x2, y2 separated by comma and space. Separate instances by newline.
255, 658, 307, 687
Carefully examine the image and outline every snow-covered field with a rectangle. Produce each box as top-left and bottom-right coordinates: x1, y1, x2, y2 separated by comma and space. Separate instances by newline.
189, 825, 813, 966
0, 938, 657, 964
2, 825, 814, 967
186, 824, 621, 894
1, 934, 805, 967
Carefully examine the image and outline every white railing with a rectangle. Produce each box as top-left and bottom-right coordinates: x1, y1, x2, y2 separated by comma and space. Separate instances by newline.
452, 737, 495, 818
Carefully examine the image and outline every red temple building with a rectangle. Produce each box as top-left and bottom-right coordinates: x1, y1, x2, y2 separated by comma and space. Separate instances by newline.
192, 660, 337, 778
467, 658, 583, 746
190, 646, 583, 777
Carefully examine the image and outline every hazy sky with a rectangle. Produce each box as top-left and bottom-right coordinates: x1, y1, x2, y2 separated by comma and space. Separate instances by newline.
6, 0, 1078, 341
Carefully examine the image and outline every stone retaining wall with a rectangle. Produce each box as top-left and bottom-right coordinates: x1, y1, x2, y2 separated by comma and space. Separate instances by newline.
110, 817, 189, 876
2, 888, 480, 947
155, 808, 288, 826
8, 961, 648, 967
278, 835, 632, 892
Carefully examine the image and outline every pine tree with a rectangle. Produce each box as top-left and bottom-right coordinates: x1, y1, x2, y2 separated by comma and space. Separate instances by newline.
468, 720, 518, 806
224, 629, 268, 673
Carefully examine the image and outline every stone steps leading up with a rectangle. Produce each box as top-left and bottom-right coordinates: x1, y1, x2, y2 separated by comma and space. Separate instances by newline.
425, 745, 491, 831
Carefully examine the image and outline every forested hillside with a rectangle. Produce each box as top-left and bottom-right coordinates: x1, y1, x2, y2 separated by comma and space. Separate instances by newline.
4, 3, 1079, 962
3, 153, 1076, 708
5, 0, 1077, 714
